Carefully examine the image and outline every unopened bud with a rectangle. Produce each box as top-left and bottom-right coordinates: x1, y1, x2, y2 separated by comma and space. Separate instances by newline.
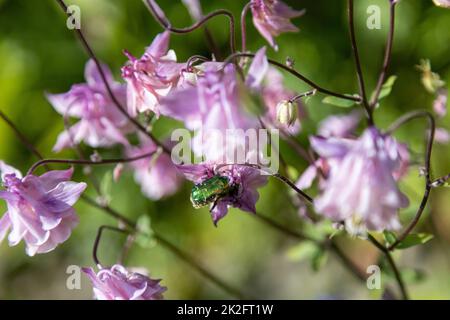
276, 100, 297, 127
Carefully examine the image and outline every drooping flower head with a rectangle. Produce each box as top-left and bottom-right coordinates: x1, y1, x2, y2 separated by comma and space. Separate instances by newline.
83, 264, 166, 300
160, 63, 258, 163
126, 134, 183, 200
261, 67, 306, 134
250, 0, 305, 50
47, 59, 132, 152
312, 128, 410, 235
0, 162, 86, 256
47, 60, 132, 152
317, 111, 361, 138
122, 31, 185, 117
178, 164, 268, 225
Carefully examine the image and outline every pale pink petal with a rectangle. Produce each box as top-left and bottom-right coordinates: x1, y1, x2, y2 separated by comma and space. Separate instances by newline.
246, 47, 269, 90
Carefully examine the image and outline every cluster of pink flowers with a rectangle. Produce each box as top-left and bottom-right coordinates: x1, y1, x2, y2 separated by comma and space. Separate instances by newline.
1, 0, 448, 300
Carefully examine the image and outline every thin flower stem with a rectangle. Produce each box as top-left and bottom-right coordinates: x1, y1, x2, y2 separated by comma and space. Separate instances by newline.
55, 0, 171, 155
186, 55, 211, 71
27, 151, 156, 176
240, 2, 251, 53
367, 234, 409, 300
385, 111, 436, 250
279, 129, 315, 164
347, 0, 373, 125
431, 173, 450, 187
1, 109, 244, 298
254, 213, 367, 282
92, 225, 130, 267
289, 89, 317, 103
81, 194, 137, 227
370, 1, 396, 107
80, 196, 246, 299
144, 0, 236, 55
215, 163, 314, 203
254, 212, 314, 242
153, 233, 247, 299
223, 52, 361, 102
0, 110, 49, 170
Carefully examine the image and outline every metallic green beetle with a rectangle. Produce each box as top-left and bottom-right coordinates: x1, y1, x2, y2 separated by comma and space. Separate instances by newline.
190, 175, 237, 209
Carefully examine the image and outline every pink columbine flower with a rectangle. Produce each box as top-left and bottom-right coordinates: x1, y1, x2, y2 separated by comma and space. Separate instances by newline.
313, 128, 409, 235
317, 111, 361, 138
121, 31, 185, 117
250, 0, 305, 50
83, 264, 166, 300
433, 0, 450, 8
433, 88, 447, 118
182, 0, 203, 20
434, 127, 450, 144
246, 47, 305, 134
160, 63, 258, 162
178, 164, 268, 225
0, 162, 86, 256
126, 135, 183, 200
47, 59, 132, 152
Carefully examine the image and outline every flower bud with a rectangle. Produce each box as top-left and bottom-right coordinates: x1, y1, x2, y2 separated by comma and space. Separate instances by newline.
276, 100, 298, 127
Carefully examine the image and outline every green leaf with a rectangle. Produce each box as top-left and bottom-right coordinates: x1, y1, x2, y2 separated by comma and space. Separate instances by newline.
100, 171, 113, 203
401, 268, 426, 284
383, 230, 397, 245
378, 75, 397, 99
322, 95, 357, 108
371, 75, 397, 101
311, 248, 328, 271
135, 215, 156, 249
286, 241, 317, 262
396, 233, 434, 249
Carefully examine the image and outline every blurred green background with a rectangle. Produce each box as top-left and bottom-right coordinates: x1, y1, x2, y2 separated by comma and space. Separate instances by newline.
0, 0, 449, 299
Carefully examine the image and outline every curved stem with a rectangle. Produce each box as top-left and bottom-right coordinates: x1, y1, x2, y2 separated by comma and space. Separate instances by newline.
367, 234, 409, 300
93, 225, 130, 267
144, 0, 236, 55
186, 55, 211, 71
370, 1, 396, 107
240, 2, 251, 53
289, 89, 317, 103
347, 0, 373, 125
82, 196, 246, 299
55, 0, 170, 155
27, 151, 156, 175
153, 233, 246, 299
385, 111, 435, 250
223, 52, 361, 102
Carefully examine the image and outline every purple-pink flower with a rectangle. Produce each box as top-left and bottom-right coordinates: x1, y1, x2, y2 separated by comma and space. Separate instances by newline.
250, 0, 305, 50
83, 264, 166, 300
0, 162, 86, 256
433, 0, 450, 8
160, 64, 258, 162
47, 59, 132, 152
126, 135, 183, 200
312, 128, 409, 235
122, 31, 184, 117
317, 111, 361, 138
433, 88, 447, 118
178, 164, 268, 225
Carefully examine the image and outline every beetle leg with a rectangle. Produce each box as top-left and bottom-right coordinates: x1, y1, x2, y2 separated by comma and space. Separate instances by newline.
209, 197, 219, 213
